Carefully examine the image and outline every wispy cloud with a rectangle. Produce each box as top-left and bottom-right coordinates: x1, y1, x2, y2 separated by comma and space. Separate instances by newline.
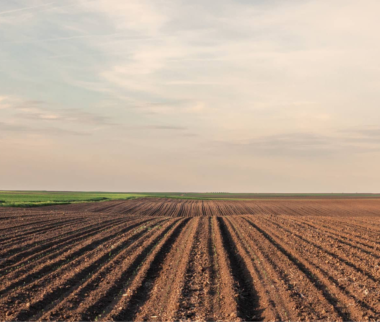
5, 98, 115, 126
215, 129, 380, 157
341, 127, 380, 138
0, 96, 13, 109
0, 121, 89, 136
124, 100, 208, 115
130, 125, 187, 131
0, 1, 59, 16
17, 108, 115, 126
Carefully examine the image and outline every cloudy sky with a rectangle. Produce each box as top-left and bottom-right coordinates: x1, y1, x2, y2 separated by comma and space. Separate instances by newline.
1, 0, 380, 192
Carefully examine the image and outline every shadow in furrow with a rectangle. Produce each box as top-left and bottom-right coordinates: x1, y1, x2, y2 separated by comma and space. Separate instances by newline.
2, 219, 153, 300
216, 217, 263, 321
12, 219, 157, 321
113, 218, 191, 321
244, 218, 352, 321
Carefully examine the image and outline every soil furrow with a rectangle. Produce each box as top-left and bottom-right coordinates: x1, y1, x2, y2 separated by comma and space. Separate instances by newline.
0, 218, 126, 275
226, 216, 296, 321
245, 217, 378, 320
216, 217, 262, 321
133, 217, 199, 321
38, 219, 172, 321
0, 218, 153, 298
233, 216, 342, 320
5, 218, 159, 321
175, 217, 214, 321
104, 218, 191, 321
2, 198, 380, 321
257, 216, 380, 316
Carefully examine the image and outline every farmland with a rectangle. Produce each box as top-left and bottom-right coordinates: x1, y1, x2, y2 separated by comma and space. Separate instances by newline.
0, 191, 143, 207
2, 190, 380, 207
1, 198, 380, 321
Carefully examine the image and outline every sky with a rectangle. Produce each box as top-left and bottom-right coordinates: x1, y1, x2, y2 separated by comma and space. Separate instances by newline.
1, 0, 380, 192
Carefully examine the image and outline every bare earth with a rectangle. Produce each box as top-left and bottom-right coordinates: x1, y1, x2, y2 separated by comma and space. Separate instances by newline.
1, 198, 380, 321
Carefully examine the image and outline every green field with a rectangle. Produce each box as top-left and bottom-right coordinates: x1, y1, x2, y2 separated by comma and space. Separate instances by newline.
1, 191, 380, 208
0, 191, 143, 207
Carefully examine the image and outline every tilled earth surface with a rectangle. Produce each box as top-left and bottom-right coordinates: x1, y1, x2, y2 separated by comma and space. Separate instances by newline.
1, 198, 380, 321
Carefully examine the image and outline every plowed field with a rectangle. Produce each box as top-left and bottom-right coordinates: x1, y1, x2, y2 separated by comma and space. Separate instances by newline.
1, 198, 380, 321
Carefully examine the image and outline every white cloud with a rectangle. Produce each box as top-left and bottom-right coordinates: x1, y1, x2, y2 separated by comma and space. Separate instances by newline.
0, 1, 58, 16
1, 0, 380, 191
0, 96, 21, 110
79, 0, 167, 34
0, 96, 11, 109
67, 1, 377, 118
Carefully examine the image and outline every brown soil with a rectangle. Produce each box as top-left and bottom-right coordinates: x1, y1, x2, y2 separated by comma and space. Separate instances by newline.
1, 198, 380, 321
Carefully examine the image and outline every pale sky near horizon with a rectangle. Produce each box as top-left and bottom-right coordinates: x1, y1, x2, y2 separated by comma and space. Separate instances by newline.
1, 0, 380, 192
